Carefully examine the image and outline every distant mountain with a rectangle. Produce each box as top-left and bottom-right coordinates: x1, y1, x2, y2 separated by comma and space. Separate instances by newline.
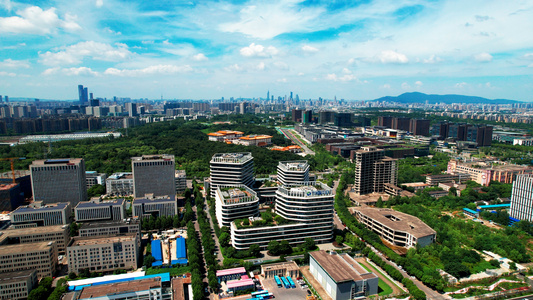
372, 92, 522, 104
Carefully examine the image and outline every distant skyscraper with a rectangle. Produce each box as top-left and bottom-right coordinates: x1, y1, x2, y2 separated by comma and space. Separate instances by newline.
267, 91, 269, 101
290, 91, 293, 100
126, 103, 137, 117
78, 85, 89, 104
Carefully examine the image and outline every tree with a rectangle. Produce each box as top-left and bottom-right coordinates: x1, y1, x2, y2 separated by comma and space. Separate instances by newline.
219, 232, 230, 248
143, 255, 156, 267
249, 244, 261, 257
69, 222, 79, 237
279, 240, 292, 255
509, 262, 517, 271
267, 240, 280, 256
335, 235, 344, 245
376, 197, 383, 208
303, 238, 316, 251
87, 184, 105, 198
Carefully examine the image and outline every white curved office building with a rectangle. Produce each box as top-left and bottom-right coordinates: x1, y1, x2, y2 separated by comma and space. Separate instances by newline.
215, 185, 259, 227
277, 161, 310, 186
231, 182, 334, 250
210, 153, 254, 198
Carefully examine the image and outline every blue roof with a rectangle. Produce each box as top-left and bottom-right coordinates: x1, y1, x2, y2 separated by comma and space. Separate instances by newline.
152, 261, 163, 267
175, 237, 186, 260
68, 273, 171, 291
479, 204, 510, 209
510, 217, 521, 222
151, 239, 163, 261
171, 259, 188, 265
463, 208, 479, 214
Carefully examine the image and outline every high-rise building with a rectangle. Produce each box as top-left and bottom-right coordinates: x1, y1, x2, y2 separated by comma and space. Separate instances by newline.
353, 147, 398, 195
175, 170, 187, 193
334, 113, 353, 127
475, 125, 493, 147
510, 174, 533, 222
277, 161, 309, 186
292, 109, 303, 122
132, 155, 176, 198
303, 110, 313, 124
126, 102, 137, 117
106, 173, 134, 196
209, 153, 254, 198
318, 111, 335, 124
377, 116, 393, 128
30, 158, 87, 206
409, 119, 430, 136
391, 117, 410, 131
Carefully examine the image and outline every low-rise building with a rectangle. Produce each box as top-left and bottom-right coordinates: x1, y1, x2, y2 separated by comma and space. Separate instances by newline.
78, 219, 141, 248
0, 270, 38, 300
216, 267, 247, 283
10, 202, 72, 227
425, 174, 463, 186
0, 224, 70, 253
85, 171, 107, 189
0, 241, 58, 279
74, 198, 126, 222
105, 173, 134, 196
234, 135, 272, 147
132, 196, 177, 218
77, 277, 164, 300
448, 159, 533, 186
309, 251, 378, 299
261, 261, 300, 279
67, 233, 138, 274
215, 185, 259, 227
207, 130, 244, 142
354, 207, 436, 248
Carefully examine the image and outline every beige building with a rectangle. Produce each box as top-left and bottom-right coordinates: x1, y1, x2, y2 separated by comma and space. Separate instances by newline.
0, 224, 70, 253
67, 233, 138, 274
0, 241, 58, 279
261, 261, 300, 279
447, 159, 533, 186
0, 270, 38, 300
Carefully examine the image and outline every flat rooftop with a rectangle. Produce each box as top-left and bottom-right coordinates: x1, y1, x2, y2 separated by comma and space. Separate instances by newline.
261, 261, 299, 272
456, 160, 533, 171
79, 278, 161, 299
216, 267, 246, 277
279, 161, 309, 171
31, 158, 83, 166
131, 154, 174, 161
0, 183, 18, 190
310, 251, 377, 283
70, 233, 136, 247
211, 152, 252, 163
134, 196, 175, 204
1, 224, 67, 237
0, 241, 54, 254
108, 173, 133, 180
79, 218, 140, 229
0, 270, 36, 283
0, 170, 31, 179
75, 198, 124, 208
12, 202, 69, 213
354, 207, 436, 238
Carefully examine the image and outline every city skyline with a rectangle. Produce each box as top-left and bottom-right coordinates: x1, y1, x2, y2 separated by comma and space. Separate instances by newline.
1, 0, 533, 101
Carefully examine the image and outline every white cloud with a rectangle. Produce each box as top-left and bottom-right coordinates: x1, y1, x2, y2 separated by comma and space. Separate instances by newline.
104, 27, 121, 35
1, 0, 13, 11
455, 82, 468, 88
0, 71, 16, 77
523, 53, 533, 60
277, 78, 287, 83
193, 53, 208, 61
240, 43, 278, 58
104, 64, 193, 76
256, 62, 265, 71
42, 67, 98, 76
375, 50, 409, 64
162, 39, 172, 45
301, 45, 318, 53
0, 58, 30, 69
39, 41, 132, 66
342, 68, 352, 75
423, 55, 442, 64
224, 64, 243, 72
325, 73, 358, 82
474, 52, 493, 62
141, 40, 154, 44
95, 0, 103, 8
485, 82, 493, 88
0, 6, 80, 35
415, 81, 423, 87
401, 82, 411, 89
273, 61, 289, 70
381, 84, 391, 89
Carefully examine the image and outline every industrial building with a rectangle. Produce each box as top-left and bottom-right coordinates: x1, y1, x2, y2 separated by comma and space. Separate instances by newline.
132, 155, 176, 198
209, 153, 255, 198
353, 147, 398, 195
30, 158, 87, 205
105, 173, 134, 196
354, 207, 436, 248
277, 160, 310, 186
215, 185, 259, 227
309, 251, 378, 299
0, 224, 69, 253
10, 202, 72, 227
0, 241, 58, 279
132, 196, 177, 218
510, 174, 533, 222
74, 198, 126, 222
67, 233, 138, 274
0, 270, 38, 300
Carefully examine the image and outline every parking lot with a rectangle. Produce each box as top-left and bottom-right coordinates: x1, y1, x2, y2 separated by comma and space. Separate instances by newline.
261, 277, 310, 300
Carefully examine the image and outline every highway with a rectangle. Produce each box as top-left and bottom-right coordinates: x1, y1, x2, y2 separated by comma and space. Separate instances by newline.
278, 128, 315, 155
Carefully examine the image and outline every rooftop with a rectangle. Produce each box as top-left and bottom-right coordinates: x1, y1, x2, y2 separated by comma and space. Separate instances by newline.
69, 233, 136, 247
79, 278, 161, 299
354, 207, 436, 238
278, 160, 309, 172
310, 251, 377, 283
239, 134, 273, 140
216, 267, 246, 277
75, 198, 124, 208
207, 130, 244, 136
131, 154, 174, 161
278, 182, 333, 197
218, 186, 257, 205
107, 173, 133, 180
0, 224, 67, 239
227, 278, 254, 289
0, 270, 36, 284
79, 218, 140, 230
31, 158, 83, 166
12, 202, 70, 213
134, 196, 176, 204
211, 152, 253, 163
0, 183, 18, 190
0, 241, 55, 254
261, 261, 299, 272
0, 170, 31, 179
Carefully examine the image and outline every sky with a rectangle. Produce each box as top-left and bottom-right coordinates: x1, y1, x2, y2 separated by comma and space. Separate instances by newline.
1, 0, 533, 101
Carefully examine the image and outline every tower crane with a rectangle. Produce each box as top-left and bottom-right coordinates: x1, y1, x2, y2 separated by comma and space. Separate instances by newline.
0, 157, 26, 183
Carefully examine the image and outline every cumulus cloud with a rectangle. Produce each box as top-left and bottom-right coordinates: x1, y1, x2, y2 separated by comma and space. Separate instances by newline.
375, 50, 409, 64
273, 61, 289, 70
0, 71, 16, 77
256, 62, 266, 71
455, 82, 468, 88
42, 67, 98, 76
95, 0, 103, 8
240, 43, 278, 58
0, 6, 80, 35
325, 73, 358, 82
301, 45, 318, 53
401, 82, 411, 89
423, 55, 442, 64
474, 52, 493, 62
415, 81, 423, 87
193, 53, 208, 61
39, 41, 132, 66
0, 58, 30, 69
104, 64, 192, 76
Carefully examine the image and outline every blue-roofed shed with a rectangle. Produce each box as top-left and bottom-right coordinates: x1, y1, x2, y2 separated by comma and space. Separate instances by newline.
151, 239, 163, 261
175, 237, 186, 260
463, 208, 479, 218
479, 204, 510, 209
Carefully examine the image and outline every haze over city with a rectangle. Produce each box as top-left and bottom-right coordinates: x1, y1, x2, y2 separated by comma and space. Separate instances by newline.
1, 0, 533, 101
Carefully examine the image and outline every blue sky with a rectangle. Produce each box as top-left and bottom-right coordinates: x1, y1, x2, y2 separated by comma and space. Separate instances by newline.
1, 0, 533, 101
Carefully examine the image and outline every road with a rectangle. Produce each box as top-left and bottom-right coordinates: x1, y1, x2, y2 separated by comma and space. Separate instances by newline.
204, 200, 224, 264
279, 128, 315, 155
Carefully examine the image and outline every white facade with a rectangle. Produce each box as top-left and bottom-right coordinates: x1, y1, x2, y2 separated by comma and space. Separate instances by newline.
106, 173, 134, 196
210, 153, 254, 198
510, 174, 533, 222
132, 196, 177, 218
277, 160, 310, 186
215, 185, 259, 227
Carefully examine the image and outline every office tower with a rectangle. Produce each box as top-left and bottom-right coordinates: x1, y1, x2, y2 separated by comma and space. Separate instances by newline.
391, 117, 410, 131
277, 161, 309, 186
132, 155, 176, 198
126, 102, 137, 117
90, 98, 99, 106
334, 112, 352, 127
318, 111, 335, 124
409, 119, 430, 136
292, 109, 303, 122
303, 110, 313, 124
10, 202, 72, 227
475, 125, 493, 147
5, 96, 8, 103
377, 116, 393, 128
354, 147, 398, 195
290, 91, 293, 100
267, 90, 269, 101
509, 174, 533, 222
210, 153, 254, 198
438, 122, 450, 140
78, 85, 84, 102
90, 92, 93, 100
215, 185, 259, 227
239, 102, 246, 114
0, 95, 2, 102
30, 158, 87, 206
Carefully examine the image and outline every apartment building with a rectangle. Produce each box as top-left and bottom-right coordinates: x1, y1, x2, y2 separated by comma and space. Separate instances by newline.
209, 153, 254, 198
10, 202, 72, 227
106, 173, 134, 196
354, 206, 436, 248
277, 160, 310, 186
67, 233, 138, 274
30, 158, 87, 205
353, 147, 398, 195
215, 185, 259, 227
132, 155, 176, 198
231, 182, 334, 250
0, 241, 58, 279
0, 224, 69, 253
510, 174, 533, 222
74, 198, 126, 222
0, 270, 38, 300
132, 196, 177, 218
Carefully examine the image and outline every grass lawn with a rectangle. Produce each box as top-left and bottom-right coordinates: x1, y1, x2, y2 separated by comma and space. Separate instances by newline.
360, 262, 394, 296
